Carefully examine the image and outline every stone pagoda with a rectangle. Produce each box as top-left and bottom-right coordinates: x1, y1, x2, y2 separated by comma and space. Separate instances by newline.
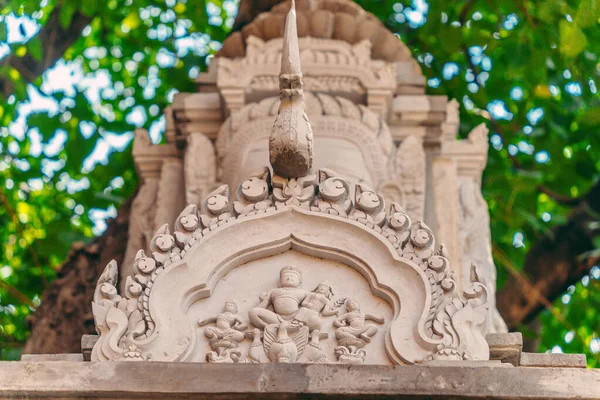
2, 1, 597, 399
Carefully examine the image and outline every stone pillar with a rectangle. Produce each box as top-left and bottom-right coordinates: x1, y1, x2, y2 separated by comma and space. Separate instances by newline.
154, 158, 186, 231
429, 155, 463, 287
121, 129, 179, 289
184, 132, 218, 205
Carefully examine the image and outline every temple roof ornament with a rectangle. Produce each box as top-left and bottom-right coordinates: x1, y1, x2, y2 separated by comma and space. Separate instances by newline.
269, 0, 314, 179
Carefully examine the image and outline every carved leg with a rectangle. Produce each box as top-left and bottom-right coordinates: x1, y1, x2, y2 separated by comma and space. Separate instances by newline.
204, 327, 218, 340
360, 325, 378, 343
335, 328, 357, 341
306, 315, 322, 332
248, 308, 279, 330
229, 330, 245, 343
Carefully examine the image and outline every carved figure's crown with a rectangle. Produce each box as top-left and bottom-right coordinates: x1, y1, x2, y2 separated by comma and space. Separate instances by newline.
280, 265, 302, 278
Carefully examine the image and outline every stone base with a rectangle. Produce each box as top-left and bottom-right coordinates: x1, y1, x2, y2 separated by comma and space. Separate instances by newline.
1, 361, 599, 399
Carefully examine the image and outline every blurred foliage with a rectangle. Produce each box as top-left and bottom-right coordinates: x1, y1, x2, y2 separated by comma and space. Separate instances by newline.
0, 0, 598, 365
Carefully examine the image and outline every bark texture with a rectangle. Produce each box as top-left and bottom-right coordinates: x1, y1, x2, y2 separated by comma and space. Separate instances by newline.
497, 181, 600, 329
23, 196, 131, 355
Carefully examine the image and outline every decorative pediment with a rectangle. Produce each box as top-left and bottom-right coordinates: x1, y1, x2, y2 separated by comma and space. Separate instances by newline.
91, 0, 490, 366
92, 168, 491, 364
217, 37, 396, 93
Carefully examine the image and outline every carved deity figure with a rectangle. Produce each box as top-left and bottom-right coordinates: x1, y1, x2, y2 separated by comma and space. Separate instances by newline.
249, 265, 321, 331
334, 299, 384, 345
333, 299, 384, 364
198, 300, 247, 363
300, 281, 339, 317
247, 266, 342, 363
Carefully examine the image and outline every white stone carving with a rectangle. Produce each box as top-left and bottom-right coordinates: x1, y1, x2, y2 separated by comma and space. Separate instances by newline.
215, 91, 394, 191
396, 136, 426, 220
93, 0, 495, 366
184, 133, 218, 205
217, 36, 398, 115
268, 0, 314, 179
154, 158, 186, 231
91, 168, 491, 364
199, 300, 247, 363
459, 178, 508, 333
334, 299, 384, 364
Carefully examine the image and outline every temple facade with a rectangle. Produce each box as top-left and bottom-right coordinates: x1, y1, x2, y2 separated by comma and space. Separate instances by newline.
2, 1, 598, 399
127, 0, 506, 334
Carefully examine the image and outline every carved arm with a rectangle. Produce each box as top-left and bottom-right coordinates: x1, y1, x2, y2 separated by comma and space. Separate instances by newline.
365, 313, 385, 324
321, 303, 339, 317
257, 291, 271, 309
198, 316, 217, 327
333, 315, 347, 328
234, 317, 248, 331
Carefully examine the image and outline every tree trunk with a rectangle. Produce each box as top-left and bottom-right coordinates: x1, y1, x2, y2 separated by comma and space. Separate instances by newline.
497, 181, 600, 329
22, 196, 132, 355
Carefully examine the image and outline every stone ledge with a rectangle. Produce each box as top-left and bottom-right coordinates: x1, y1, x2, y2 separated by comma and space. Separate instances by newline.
520, 352, 587, 368
0, 361, 598, 400
20, 353, 83, 362
487, 332, 523, 366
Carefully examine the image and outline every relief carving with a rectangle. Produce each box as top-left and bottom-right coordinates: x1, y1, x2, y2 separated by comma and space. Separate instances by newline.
184, 133, 218, 205
199, 300, 247, 363
334, 299, 384, 364
378, 136, 426, 221
91, 0, 492, 365
248, 266, 325, 363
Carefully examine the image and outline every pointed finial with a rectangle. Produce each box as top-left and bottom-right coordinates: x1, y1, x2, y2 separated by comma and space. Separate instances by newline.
268, 0, 314, 179
280, 0, 300, 76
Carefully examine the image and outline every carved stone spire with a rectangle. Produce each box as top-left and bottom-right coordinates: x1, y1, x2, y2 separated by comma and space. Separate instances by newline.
269, 0, 314, 179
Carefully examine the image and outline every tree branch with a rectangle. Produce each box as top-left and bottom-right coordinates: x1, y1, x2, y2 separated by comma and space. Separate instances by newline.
497, 179, 600, 328
0, 279, 36, 309
536, 184, 586, 207
0, 5, 94, 97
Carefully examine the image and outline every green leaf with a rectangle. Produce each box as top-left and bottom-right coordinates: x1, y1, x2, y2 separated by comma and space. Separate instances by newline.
80, 0, 100, 17
559, 20, 588, 58
27, 37, 43, 62
0, 23, 7, 42
59, 3, 78, 30
576, 108, 600, 126
438, 25, 462, 53
575, 0, 600, 28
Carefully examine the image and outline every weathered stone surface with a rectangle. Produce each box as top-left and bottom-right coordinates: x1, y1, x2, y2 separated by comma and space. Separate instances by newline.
81, 334, 97, 361
19, 353, 83, 362
220, 0, 418, 65
268, 0, 314, 179
1, 361, 599, 399
520, 352, 587, 368
487, 332, 522, 366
